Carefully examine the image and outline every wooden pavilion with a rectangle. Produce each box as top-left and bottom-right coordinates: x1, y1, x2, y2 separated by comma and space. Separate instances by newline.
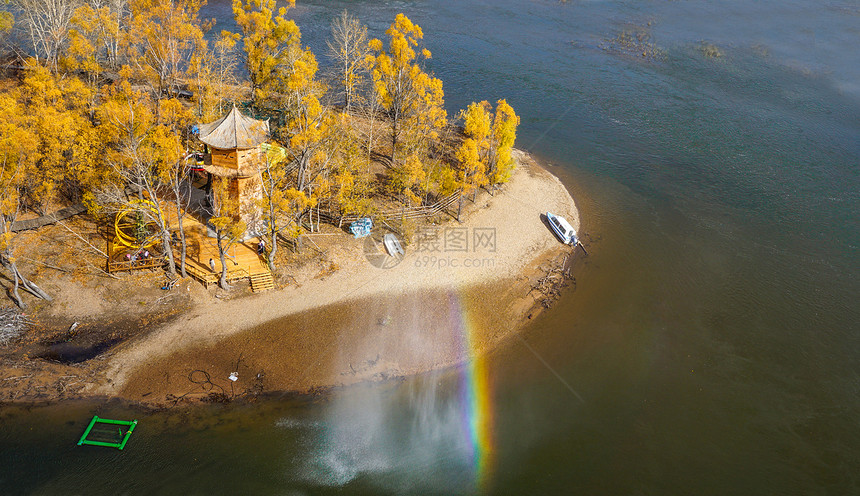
197, 106, 269, 236
101, 108, 277, 291
182, 107, 275, 291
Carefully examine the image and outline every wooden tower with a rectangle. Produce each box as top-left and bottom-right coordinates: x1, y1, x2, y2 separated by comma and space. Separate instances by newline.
197, 107, 269, 236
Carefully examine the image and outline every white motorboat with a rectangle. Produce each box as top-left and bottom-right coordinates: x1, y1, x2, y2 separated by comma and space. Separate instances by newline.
546, 212, 578, 245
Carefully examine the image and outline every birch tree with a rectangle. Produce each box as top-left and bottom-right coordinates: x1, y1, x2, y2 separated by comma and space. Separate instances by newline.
256, 149, 316, 268
488, 99, 520, 189
191, 31, 242, 121
331, 115, 373, 219
455, 99, 520, 194
326, 10, 368, 113
66, 0, 127, 79
230, 0, 299, 108
284, 89, 337, 196
456, 101, 491, 202
96, 80, 178, 275
349, 81, 384, 166
208, 178, 245, 290
0, 6, 13, 42
157, 98, 193, 277
256, 151, 288, 271
15, 0, 78, 72
17, 62, 92, 213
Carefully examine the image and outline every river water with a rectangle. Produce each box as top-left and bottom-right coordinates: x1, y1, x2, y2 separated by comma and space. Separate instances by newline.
2, 0, 858, 494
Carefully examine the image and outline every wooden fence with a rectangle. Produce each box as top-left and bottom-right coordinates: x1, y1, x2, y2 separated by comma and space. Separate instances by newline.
318, 191, 462, 227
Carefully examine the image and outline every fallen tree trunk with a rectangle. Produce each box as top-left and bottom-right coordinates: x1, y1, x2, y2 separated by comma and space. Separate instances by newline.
1, 256, 52, 308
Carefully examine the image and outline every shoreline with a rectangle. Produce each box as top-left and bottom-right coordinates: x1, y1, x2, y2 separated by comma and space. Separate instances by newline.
1, 151, 582, 408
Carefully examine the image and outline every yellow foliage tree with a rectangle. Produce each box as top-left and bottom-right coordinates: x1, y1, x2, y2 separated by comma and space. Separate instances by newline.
15, 62, 94, 214
489, 99, 520, 188
256, 147, 303, 270
209, 178, 246, 290
368, 13, 447, 167
15, 0, 77, 72
0, 10, 12, 40
286, 92, 337, 196
127, 0, 209, 99
72, 118, 114, 212
463, 101, 492, 149
456, 101, 492, 200
456, 138, 487, 196
330, 116, 374, 219
0, 91, 52, 307
283, 187, 314, 248
260, 22, 336, 214
156, 97, 194, 277
231, 0, 331, 219
192, 31, 243, 121
65, 0, 125, 82
230, 0, 301, 108
388, 153, 426, 206
96, 79, 182, 275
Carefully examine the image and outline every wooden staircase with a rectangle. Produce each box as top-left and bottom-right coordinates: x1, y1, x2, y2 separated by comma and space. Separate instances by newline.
249, 270, 275, 293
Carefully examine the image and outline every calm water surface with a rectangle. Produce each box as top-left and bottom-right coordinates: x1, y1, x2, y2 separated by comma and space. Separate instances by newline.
2, 0, 858, 494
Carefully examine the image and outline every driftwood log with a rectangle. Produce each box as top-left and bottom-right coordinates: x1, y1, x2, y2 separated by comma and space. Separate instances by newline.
0, 257, 53, 308
529, 251, 577, 308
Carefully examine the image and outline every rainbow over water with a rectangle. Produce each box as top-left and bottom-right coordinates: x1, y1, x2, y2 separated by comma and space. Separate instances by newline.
449, 292, 495, 489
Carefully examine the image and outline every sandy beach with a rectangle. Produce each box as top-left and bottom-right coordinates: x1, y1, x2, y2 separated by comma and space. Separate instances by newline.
96, 151, 580, 404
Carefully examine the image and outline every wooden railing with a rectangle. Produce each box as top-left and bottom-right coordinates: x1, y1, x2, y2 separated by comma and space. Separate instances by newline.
105, 238, 166, 273
107, 255, 165, 273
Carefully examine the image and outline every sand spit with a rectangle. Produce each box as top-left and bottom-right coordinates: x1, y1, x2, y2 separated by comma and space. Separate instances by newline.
88, 151, 580, 404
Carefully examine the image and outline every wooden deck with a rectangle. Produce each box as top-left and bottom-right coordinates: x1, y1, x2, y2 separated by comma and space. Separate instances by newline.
166, 208, 272, 290
103, 197, 274, 290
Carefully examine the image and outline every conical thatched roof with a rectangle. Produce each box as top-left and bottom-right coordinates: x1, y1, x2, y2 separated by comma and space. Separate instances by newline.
197, 106, 269, 149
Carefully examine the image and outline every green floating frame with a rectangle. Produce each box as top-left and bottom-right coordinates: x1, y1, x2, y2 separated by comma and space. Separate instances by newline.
77, 415, 138, 450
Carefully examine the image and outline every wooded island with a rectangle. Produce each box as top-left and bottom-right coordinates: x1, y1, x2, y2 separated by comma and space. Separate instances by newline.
0, 0, 520, 305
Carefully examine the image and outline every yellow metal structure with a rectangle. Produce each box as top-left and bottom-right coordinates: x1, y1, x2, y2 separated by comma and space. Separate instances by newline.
114, 199, 163, 249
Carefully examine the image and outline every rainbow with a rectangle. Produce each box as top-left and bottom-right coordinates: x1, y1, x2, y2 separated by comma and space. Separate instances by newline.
448, 292, 495, 490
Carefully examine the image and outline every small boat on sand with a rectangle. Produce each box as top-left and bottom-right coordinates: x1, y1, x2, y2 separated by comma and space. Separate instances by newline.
546, 212, 578, 245
383, 234, 405, 257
